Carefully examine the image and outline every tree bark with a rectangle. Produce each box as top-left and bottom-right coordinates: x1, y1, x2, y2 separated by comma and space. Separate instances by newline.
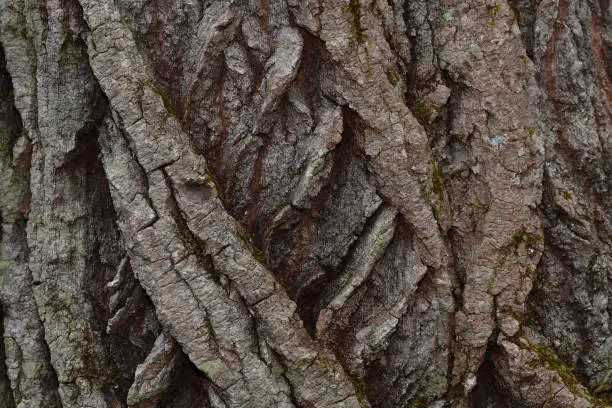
0, 0, 610, 407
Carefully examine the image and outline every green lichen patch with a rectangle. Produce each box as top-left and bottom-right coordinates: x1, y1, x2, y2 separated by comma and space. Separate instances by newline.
348, 374, 369, 408
237, 227, 266, 264
560, 189, 572, 201
473, 190, 490, 213
406, 393, 434, 408
315, 354, 343, 382
509, 333, 609, 405
526, 265, 536, 285
149, 84, 181, 121
486, 3, 501, 26
511, 228, 543, 249
198, 360, 228, 378
411, 99, 434, 126
0, 137, 12, 163
342, 0, 367, 48
582, 207, 592, 222
423, 157, 446, 222
202, 170, 224, 200
341, 0, 373, 75
432, 161, 445, 203
386, 67, 402, 86
442, 9, 454, 22
595, 367, 612, 396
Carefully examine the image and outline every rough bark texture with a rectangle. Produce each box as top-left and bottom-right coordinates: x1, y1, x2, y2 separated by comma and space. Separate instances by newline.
0, 0, 610, 407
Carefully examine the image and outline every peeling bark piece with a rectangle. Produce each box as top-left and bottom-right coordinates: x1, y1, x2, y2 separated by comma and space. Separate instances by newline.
127, 332, 178, 406
259, 27, 304, 115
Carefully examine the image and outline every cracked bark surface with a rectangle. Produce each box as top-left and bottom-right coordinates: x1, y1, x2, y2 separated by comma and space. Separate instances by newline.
0, 0, 609, 407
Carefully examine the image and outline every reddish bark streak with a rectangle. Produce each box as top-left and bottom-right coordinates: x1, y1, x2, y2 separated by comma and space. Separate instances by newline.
217, 83, 228, 139
259, 0, 274, 51
244, 147, 264, 233
289, 215, 315, 290
544, 0, 568, 137
153, 2, 166, 77
253, 66, 263, 92
215, 81, 229, 176
299, 50, 309, 95
590, 7, 612, 120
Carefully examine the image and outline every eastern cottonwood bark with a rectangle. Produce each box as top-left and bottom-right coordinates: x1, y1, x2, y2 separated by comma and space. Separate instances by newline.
0, 0, 610, 407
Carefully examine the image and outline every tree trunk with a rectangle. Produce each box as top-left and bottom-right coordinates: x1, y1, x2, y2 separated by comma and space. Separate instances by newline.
0, 0, 610, 407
